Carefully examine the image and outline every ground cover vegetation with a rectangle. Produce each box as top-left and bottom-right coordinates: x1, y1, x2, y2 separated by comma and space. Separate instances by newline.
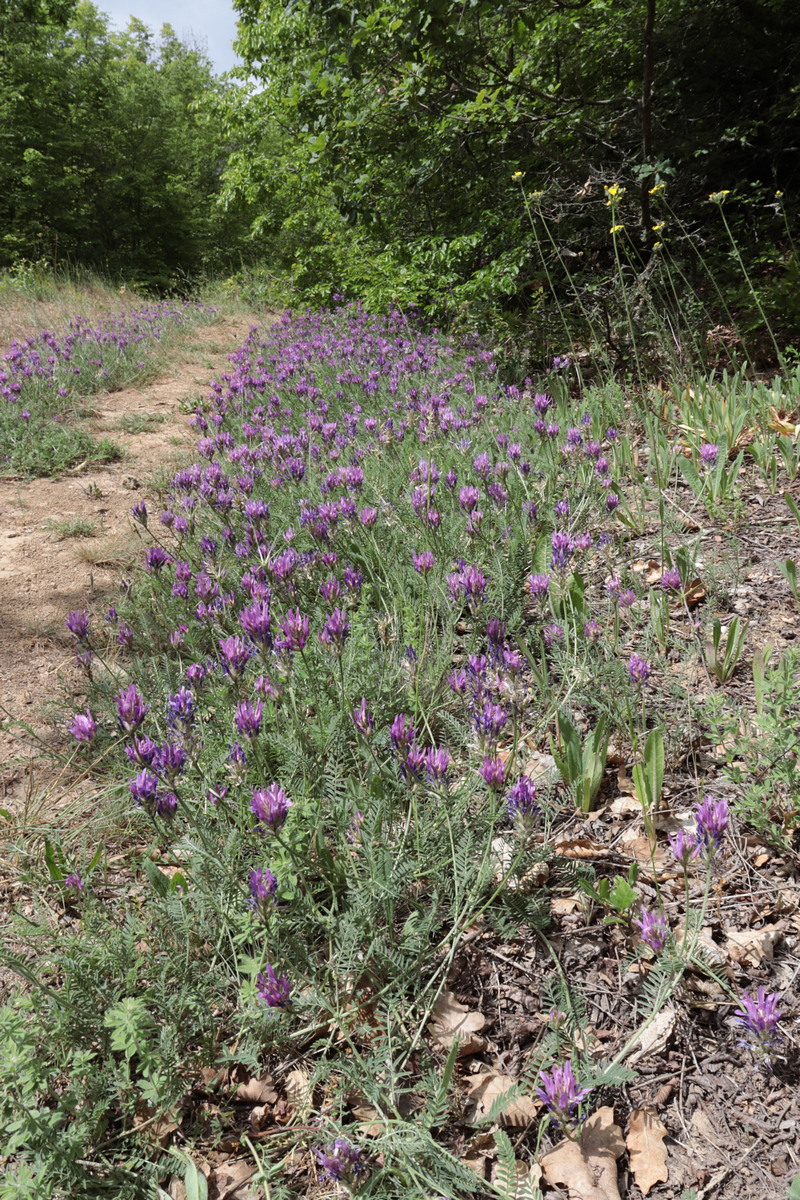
0, 295, 216, 476
2, 299, 799, 1197
1, 1, 800, 1197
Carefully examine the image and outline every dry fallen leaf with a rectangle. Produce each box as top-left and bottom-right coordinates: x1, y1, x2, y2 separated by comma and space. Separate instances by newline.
235, 1074, 278, 1105
464, 1071, 541, 1126
725, 923, 783, 967
540, 1106, 625, 1200
429, 990, 487, 1056
627, 1007, 677, 1067
626, 1107, 669, 1195
683, 578, 707, 608
554, 838, 610, 859
283, 1067, 313, 1118
208, 1160, 258, 1200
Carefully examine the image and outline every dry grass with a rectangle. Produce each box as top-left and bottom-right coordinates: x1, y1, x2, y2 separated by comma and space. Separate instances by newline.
0, 273, 147, 346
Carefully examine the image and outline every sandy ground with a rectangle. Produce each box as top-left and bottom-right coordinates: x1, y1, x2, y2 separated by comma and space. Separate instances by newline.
0, 313, 257, 817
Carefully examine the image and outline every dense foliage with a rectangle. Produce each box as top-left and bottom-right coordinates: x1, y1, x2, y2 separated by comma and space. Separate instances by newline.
223, 0, 800, 353
0, 1, 251, 287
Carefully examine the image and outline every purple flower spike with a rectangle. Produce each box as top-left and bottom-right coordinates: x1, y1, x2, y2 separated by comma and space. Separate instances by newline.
318, 607, 349, 652
129, 769, 159, 806
506, 776, 540, 829
536, 1060, 592, 1125
634, 908, 669, 952
219, 634, 252, 679
313, 1137, 365, 1184
278, 608, 310, 653
256, 963, 292, 1008
68, 709, 97, 743
528, 573, 551, 599
694, 794, 728, 854
63, 872, 85, 897
551, 531, 574, 570
733, 986, 782, 1051
116, 683, 149, 734
413, 550, 435, 575
249, 867, 278, 913
699, 443, 719, 466
235, 698, 264, 739
669, 828, 697, 867
351, 697, 374, 737
627, 653, 651, 685
251, 783, 292, 832
65, 610, 90, 641
657, 567, 682, 591
479, 755, 506, 791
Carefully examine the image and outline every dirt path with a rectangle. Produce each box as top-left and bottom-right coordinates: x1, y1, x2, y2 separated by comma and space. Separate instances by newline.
0, 313, 257, 813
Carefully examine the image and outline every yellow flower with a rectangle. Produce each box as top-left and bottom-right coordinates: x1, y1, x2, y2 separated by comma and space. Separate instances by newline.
649, 182, 666, 195
708, 190, 731, 204
527, 190, 545, 201
652, 222, 665, 233
776, 190, 784, 198
604, 183, 626, 207
652, 241, 663, 250
512, 170, 525, 180
610, 224, 624, 234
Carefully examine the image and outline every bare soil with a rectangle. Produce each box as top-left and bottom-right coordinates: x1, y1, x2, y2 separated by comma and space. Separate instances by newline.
0, 313, 259, 816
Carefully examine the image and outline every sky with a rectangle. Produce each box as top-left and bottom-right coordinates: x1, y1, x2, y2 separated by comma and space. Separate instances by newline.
98, 0, 242, 74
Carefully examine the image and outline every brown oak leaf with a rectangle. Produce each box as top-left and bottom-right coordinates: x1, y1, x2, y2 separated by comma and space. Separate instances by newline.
429, 990, 487, 1056
540, 1106, 624, 1200
626, 1107, 668, 1195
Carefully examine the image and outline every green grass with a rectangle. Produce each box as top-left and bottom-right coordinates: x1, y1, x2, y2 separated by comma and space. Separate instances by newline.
44, 515, 99, 539
116, 412, 167, 434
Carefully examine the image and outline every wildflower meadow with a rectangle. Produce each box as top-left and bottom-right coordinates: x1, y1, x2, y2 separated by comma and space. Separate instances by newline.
2, 298, 798, 1199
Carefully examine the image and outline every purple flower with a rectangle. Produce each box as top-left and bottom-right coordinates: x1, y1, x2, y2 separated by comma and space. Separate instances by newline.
219, 635, 252, 679
240, 600, 273, 646
249, 867, 278, 913
606, 492, 620, 512
552, 355, 571, 370
584, 618, 600, 641
318, 607, 350, 652
543, 622, 563, 647
167, 686, 195, 729
479, 755, 506, 791
733, 986, 782, 1049
251, 784, 292, 832
313, 1137, 365, 1183
657, 567, 682, 590
68, 709, 97, 743
235, 699, 264, 739
256, 963, 292, 1008
528, 573, 551, 599
116, 683, 149, 734
628, 653, 651, 684
155, 791, 178, 817
413, 550, 435, 575
669, 828, 698, 866
130, 501, 148, 526
551, 531, 574, 570
634, 908, 669, 952
389, 713, 415, 752
425, 746, 452, 782
536, 1061, 591, 1125
694, 794, 728, 854
129, 769, 159, 806
145, 546, 171, 572
63, 872, 85, 897
351, 697, 374, 737
699, 443, 719, 466
278, 608, 309, 653
65, 610, 90, 640
155, 742, 186, 782
506, 776, 539, 829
